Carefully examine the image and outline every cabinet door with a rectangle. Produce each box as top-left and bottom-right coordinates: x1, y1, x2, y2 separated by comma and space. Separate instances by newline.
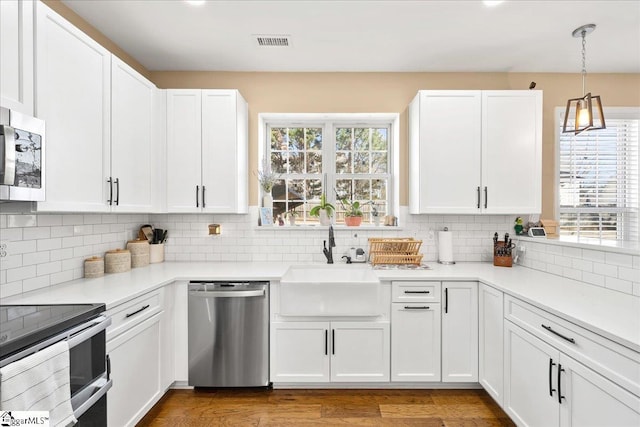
331, 321, 390, 382
1, 0, 34, 115
391, 303, 441, 382
559, 354, 640, 427
107, 313, 162, 427
35, 2, 111, 212
201, 90, 248, 213
166, 89, 202, 213
442, 281, 478, 382
479, 283, 504, 406
409, 91, 481, 214
481, 91, 542, 214
271, 321, 330, 383
504, 320, 560, 427
111, 56, 155, 213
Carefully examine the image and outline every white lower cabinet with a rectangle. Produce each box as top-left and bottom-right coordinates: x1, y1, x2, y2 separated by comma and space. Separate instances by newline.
271, 321, 389, 383
391, 303, 441, 382
479, 283, 504, 405
441, 281, 478, 382
504, 320, 640, 427
107, 313, 162, 427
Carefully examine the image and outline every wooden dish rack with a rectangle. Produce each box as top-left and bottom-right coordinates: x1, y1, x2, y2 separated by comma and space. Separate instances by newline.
368, 238, 423, 265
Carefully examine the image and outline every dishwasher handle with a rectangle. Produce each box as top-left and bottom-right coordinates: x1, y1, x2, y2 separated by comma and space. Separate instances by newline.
189, 289, 265, 298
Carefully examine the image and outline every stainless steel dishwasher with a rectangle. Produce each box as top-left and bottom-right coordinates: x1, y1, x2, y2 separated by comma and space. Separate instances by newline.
188, 281, 269, 387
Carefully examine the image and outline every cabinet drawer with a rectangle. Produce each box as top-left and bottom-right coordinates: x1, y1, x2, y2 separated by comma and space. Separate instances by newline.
392, 281, 440, 303
504, 295, 640, 397
106, 289, 163, 340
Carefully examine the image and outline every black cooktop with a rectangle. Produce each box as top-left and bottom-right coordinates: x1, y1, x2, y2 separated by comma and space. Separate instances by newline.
0, 304, 105, 360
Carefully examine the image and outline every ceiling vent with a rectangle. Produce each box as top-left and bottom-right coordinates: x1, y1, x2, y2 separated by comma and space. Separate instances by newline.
255, 34, 291, 47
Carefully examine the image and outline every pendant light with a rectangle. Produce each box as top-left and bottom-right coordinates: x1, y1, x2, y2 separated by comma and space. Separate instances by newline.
562, 24, 606, 135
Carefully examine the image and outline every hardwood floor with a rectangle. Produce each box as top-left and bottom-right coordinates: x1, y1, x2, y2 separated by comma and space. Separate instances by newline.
138, 388, 515, 426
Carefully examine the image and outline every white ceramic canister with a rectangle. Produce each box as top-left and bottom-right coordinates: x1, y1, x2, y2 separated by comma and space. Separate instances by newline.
149, 243, 164, 263
127, 239, 150, 268
105, 249, 131, 274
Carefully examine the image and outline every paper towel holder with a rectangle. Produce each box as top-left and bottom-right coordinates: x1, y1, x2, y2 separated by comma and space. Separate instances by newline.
437, 226, 456, 265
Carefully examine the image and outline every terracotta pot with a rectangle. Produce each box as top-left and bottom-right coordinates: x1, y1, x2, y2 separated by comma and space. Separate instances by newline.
344, 216, 362, 227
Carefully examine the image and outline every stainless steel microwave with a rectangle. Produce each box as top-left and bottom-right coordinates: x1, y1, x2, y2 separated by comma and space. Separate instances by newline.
0, 106, 45, 201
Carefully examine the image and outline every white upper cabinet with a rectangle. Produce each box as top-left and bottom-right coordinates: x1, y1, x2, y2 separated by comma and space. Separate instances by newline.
111, 56, 156, 212
166, 89, 248, 213
35, 2, 111, 212
481, 91, 542, 214
35, 2, 161, 212
409, 90, 542, 214
409, 91, 482, 214
0, 0, 34, 115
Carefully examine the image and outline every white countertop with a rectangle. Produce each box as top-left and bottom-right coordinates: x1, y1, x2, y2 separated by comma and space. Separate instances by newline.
2, 261, 639, 352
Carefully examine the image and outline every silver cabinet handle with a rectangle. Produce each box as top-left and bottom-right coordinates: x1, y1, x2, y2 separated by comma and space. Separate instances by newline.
0, 125, 16, 185
484, 186, 488, 209
114, 177, 120, 206
189, 290, 265, 298
107, 177, 113, 205
202, 185, 206, 208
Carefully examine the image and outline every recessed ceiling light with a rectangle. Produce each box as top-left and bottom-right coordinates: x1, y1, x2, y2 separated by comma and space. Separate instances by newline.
483, 0, 505, 6
184, 0, 206, 6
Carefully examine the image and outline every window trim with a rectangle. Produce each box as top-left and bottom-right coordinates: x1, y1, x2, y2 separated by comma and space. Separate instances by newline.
258, 113, 400, 224
555, 106, 640, 241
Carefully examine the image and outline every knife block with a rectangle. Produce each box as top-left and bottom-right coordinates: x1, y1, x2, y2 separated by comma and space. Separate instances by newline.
493, 242, 513, 267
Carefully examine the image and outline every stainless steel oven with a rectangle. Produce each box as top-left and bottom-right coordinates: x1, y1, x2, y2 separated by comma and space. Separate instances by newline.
0, 106, 45, 201
0, 304, 111, 425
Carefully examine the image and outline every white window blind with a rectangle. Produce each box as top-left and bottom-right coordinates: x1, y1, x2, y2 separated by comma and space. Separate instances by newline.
558, 113, 639, 240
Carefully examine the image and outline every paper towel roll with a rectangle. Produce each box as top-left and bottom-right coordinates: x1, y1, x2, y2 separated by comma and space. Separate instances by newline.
438, 230, 455, 264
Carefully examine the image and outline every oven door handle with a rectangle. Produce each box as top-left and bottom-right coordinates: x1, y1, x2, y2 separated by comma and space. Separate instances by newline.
71, 373, 112, 420
0, 316, 112, 368
68, 315, 111, 349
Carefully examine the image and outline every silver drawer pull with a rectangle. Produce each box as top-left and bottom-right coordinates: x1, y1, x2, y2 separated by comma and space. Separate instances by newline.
404, 306, 430, 310
404, 290, 430, 294
541, 324, 576, 344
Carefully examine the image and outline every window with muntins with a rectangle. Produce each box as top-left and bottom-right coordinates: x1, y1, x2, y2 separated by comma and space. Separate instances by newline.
558, 108, 639, 240
265, 117, 394, 225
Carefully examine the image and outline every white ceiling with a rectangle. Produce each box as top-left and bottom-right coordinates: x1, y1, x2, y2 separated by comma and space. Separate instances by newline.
61, 0, 640, 73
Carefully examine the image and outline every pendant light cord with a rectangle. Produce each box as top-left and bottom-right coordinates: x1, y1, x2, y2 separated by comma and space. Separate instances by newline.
581, 29, 587, 96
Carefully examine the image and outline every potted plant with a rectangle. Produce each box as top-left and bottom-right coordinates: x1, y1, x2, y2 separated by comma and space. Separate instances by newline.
340, 198, 363, 227
309, 193, 335, 226
285, 210, 298, 226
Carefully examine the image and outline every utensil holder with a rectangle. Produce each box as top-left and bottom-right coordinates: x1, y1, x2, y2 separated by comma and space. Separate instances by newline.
149, 243, 165, 263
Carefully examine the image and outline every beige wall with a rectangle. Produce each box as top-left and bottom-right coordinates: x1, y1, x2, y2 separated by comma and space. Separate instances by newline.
151, 72, 640, 218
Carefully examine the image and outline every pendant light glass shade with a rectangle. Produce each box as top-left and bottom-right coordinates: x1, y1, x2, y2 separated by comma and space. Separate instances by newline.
562, 24, 606, 135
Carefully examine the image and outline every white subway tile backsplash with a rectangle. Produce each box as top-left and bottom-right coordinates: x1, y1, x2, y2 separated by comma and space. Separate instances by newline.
605, 277, 633, 294
2, 255, 22, 270
7, 265, 36, 282
605, 252, 634, 268
2, 210, 638, 298
618, 266, 639, 282
633, 282, 640, 297
582, 272, 605, 287
593, 262, 618, 277
22, 227, 51, 240
37, 215, 63, 227
1, 228, 23, 241
36, 261, 62, 276
8, 214, 37, 228
37, 238, 61, 252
